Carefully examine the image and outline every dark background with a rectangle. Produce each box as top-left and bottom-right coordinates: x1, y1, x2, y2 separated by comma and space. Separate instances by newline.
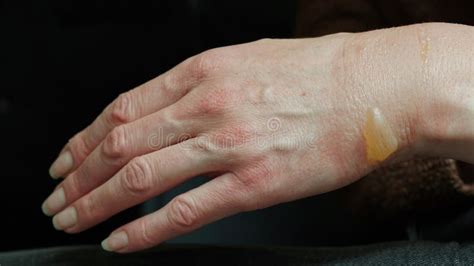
2, 0, 349, 252
3, 0, 473, 252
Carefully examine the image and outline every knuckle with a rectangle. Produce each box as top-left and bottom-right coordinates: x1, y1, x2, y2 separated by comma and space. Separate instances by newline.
220, 173, 255, 212
109, 92, 134, 126
66, 168, 96, 201
68, 132, 91, 161
195, 88, 232, 116
101, 126, 129, 162
233, 171, 260, 190
121, 157, 153, 196
194, 98, 222, 116
64, 174, 82, 200
234, 161, 273, 190
192, 80, 239, 117
190, 124, 256, 163
167, 195, 199, 231
191, 50, 224, 79
137, 219, 156, 246
162, 72, 178, 97
80, 195, 99, 221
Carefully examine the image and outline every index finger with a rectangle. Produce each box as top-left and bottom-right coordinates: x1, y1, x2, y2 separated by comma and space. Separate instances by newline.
49, 55, 203, 178
101, 172, 249, 253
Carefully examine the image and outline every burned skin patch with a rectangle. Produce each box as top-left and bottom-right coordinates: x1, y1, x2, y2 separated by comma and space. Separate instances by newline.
363, 108, 398, 165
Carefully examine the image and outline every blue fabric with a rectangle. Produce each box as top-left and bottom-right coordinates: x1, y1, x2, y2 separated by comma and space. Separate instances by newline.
1, 241, 473, 266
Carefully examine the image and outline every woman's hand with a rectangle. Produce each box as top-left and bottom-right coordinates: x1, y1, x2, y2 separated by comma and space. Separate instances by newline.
42, 23, 474, 253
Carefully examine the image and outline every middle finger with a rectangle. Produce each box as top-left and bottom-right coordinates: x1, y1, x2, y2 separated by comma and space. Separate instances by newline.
42, 103, 197, 217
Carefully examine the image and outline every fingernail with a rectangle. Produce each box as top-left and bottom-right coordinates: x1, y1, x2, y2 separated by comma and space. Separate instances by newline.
42, 187, 66, 216
101, 231, 129, 252
52, 206, 77, 230
49, 151, 73, 179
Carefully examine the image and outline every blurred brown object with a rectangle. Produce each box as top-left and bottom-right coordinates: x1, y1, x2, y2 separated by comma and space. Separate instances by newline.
295, 0, 474, 37
295, 0, 474, 224
349, 158, 474, 222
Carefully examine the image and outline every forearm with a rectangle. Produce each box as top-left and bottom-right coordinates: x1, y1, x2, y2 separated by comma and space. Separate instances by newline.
344, 23, 474, 164
411, 23, 474, 164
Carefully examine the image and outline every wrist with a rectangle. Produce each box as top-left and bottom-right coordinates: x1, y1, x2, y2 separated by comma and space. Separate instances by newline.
342, 26, 431, 164
343, 23, 474, 165
408, 23, 474, 163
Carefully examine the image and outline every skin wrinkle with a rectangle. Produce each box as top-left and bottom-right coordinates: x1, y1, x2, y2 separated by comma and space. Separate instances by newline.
409, 24, 474, 162
43, 24, 474, 253
346, 26, 433, 152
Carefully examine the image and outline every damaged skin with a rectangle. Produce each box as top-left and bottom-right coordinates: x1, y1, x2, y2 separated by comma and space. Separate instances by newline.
364, 107, 398, 165
42, 23, 474, 253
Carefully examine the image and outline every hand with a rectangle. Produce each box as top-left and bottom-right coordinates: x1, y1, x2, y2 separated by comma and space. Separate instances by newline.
42, 23, 473, 253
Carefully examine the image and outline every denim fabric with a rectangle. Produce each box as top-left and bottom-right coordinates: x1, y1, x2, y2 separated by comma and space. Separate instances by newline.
1, 241, 473, 266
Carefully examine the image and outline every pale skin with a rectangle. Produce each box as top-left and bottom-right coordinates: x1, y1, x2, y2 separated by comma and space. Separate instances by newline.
42, 23, 474, 253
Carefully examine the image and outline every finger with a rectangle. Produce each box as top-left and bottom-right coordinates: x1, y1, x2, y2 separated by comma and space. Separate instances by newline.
42, 102, 198, 217
48, 56, 202, 179
52, 136, 227, 232
101, 172, 248, 253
